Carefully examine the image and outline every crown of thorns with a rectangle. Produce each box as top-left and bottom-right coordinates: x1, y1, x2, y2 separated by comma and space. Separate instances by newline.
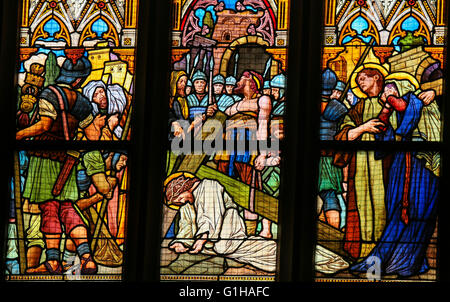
165, 176, 198, 204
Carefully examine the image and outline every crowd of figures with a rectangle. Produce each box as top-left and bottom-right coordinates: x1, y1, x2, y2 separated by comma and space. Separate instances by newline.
316, 61, 441, 279
6, 47, 441, 279
7, 50, 130, 276
163, 68, 286, 275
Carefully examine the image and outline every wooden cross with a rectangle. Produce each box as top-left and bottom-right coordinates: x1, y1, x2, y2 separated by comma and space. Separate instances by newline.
163, 112, 279, 237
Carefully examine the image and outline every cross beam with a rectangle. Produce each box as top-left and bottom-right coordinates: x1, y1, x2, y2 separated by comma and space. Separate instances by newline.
195, 165, 278, 222
162, 112, 279, 239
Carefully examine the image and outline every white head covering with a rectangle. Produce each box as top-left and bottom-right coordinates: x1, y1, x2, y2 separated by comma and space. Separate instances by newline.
82, 81, 126, 116
106, 84, 127, 115
83, 80, 107, 116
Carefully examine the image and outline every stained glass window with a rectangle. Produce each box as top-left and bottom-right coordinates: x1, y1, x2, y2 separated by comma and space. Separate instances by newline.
6, 0, 139, 281
16, 0, 138, 141
160, 0, 290, 281
6, 149, 129, 280
315, 0, 444, 281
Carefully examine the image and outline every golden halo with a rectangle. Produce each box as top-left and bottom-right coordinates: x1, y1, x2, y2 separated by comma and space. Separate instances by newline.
163, 171, 196, 210
385, 72, 420, 90
350, 63, 389, 99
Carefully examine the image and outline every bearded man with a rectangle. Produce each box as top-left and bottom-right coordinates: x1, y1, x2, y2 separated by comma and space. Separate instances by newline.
16, 55, 105, 274
214, 70, 273, 238
82, 80, 128, 139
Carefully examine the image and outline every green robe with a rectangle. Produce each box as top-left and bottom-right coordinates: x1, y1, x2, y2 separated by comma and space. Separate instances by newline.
24, 151, 105, 204
318, 156, 343, 194
338, 97, 396, 258
23, 156, 78, 204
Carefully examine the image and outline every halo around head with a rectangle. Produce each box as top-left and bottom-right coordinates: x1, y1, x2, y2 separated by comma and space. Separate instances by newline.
350, 63, 389, 99
385, 72, 420, 89
163, 172, 196, 210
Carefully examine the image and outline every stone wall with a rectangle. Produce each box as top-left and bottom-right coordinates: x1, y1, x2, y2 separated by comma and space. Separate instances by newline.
211, 10, 263, 44
387, 47, 430, 76
387, 46, 443, 95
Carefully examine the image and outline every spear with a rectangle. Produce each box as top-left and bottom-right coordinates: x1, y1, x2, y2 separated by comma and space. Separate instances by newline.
121, 104, 132, 140
208, 52, 214, 105
203, 52, 208, 72
263, 57, 272, 79
234, 52, 239, 78
190, 52, 200, 78
13, 152, 27, 274
186, 53, 191, 75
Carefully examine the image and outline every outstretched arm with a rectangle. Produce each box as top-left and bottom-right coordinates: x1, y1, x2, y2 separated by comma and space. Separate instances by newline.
83, 151, 118, 198
418, 89, 435, 106
16, 116, 53, 140
347, 119, 385, 140
254, 95, 272, 170
257, 95, 271, 141
189, 233, 208, 254
91, 173, 117, 198
84, 114, 106, 140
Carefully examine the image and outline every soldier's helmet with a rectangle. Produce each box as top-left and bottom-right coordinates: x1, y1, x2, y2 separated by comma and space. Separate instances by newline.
225, 76, 237, 86
322, 68, 337, 96
270, 74, 286, 89
213, 74, 225, 85
263, 80, 271, 89
191, 70, 207, 82
56, 56, 92, 85
335, 80, 345, 92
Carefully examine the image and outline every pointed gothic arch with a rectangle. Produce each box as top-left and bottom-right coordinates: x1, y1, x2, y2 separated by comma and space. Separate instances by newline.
79, 15, 120, 46
338, 13, 380, 45
387, 13, 432, 45
31, 14, 72, 46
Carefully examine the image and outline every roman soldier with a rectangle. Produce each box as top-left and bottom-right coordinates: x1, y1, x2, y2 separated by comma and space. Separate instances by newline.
225, 75, 241, 102
16, 51, 115, 274
270, 74, 286, 118
318, 69, 348, 229
212, 74, 235, 112
187, 70, 209, 119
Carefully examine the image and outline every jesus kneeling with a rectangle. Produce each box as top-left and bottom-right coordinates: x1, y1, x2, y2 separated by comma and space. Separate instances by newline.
164, 174, 277, 273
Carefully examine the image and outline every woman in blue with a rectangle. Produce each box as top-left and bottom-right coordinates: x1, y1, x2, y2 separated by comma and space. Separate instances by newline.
350, 73, 440, 277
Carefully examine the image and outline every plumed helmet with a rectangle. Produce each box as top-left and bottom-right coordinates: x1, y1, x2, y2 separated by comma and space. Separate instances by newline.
191, 70, 207, 82
225, 76, 237, 86
213, 74, 225, 85
335, 80, 345, 92
270, 74, 286, 89
56, 56, 92, 85
322, 68, 337, 96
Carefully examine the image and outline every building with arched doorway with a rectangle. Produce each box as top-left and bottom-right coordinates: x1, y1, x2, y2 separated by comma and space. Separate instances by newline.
171, 0, 289, 80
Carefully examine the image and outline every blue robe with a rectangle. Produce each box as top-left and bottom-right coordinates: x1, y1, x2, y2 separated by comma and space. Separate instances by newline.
350, 92, 438, 277
215, 94, 235, 112
187, 93, 208, 120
